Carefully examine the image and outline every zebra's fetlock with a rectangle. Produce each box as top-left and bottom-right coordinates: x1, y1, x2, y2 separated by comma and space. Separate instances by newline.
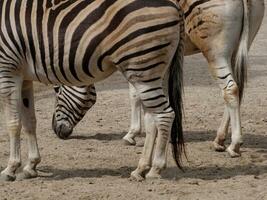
223, 82, 239, 106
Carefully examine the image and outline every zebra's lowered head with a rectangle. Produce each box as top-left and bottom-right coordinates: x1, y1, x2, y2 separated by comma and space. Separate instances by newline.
52, 85, 96, 139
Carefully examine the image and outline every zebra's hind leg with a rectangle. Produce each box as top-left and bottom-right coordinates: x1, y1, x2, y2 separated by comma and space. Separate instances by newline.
209, 60, 243, 157
145, 110, 174, 179
123, 83, 142, 146
129, 81, 174, 180
130, 111, 157, 181
18, 81, 41, 180
213, 107, 230, 152
0, 75, 23, 181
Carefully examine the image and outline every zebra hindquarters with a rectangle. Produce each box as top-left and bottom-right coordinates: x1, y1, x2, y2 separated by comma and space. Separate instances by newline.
116, 14, 184, 180
52, 85, 97, 139
184, 0, 247, 156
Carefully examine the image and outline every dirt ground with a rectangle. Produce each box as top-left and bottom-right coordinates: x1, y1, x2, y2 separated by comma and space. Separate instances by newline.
1, 4, 267, 200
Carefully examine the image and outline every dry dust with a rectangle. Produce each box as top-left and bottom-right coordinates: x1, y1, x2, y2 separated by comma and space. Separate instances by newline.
0, 2, 267, 200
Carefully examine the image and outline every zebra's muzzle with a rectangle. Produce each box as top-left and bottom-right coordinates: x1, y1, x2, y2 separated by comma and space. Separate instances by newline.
52, 114, 73, 139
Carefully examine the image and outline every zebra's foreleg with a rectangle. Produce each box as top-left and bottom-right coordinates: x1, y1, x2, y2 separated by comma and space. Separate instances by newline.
123, 83, 142, 146
0, 75, 23, 181
20, 81, 41, 179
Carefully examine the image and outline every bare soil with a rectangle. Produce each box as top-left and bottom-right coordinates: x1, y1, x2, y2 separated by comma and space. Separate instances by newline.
0, 3, 267, 200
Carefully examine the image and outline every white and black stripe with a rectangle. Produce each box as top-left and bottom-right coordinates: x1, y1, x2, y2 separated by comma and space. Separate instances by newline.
52, 0, 265, 159
0, 0, 185, 180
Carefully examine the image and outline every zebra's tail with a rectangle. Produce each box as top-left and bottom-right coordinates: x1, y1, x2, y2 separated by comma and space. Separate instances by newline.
168, 16, 185, 170
232, 0, 249, 101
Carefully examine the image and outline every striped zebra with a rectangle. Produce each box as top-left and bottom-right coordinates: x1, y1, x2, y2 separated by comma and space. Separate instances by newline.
52, 0, 265, 157
0, 0, 185, 181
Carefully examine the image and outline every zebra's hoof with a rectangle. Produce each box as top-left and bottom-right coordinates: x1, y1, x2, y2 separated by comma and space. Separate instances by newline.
145, 172, 162, 179
213, 141, 226, 152
123, 136, 136, 146
227, 146, 241, 158
0, 173, 16, 182
17, 169, 38, 180
145, 167, 162, 179
130, 170, 145, 182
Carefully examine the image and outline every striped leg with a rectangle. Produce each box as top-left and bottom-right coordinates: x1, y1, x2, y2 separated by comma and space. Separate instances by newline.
129, 81, 174, 180
145, 110, 174, 179
0, 75, 22, 181
130, 111, 157, 181
20, 81, 41, 179
123, 83, 142, 145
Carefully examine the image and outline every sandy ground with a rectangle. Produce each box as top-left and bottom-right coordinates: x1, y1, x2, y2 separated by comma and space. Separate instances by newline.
1, 3, 267, 200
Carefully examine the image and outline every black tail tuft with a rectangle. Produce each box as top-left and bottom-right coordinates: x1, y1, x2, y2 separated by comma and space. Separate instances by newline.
168, 20, 185, 170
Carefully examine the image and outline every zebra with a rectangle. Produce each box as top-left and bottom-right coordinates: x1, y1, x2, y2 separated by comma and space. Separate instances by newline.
0, 0, 185, 181
52, 0, 265, 157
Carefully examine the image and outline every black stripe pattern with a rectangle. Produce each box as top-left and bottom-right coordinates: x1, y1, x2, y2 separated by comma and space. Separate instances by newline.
0, 0, 181, 85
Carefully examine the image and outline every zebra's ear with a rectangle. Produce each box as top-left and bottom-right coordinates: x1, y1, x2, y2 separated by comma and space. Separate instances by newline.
54, 86, 60, 93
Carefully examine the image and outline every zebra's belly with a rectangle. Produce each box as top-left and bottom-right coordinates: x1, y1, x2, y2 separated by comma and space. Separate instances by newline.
22, 61, 118, 87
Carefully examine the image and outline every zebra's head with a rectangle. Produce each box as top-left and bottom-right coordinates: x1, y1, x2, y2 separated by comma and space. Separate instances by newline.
52, 85, 97, 139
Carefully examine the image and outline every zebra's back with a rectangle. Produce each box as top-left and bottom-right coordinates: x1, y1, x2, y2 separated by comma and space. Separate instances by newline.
0, 0, 182, 86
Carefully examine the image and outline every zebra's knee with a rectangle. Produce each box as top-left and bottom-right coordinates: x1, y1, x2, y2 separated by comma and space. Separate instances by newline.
223, 82, 239, 106
156, 109, 175, 132
6, 120, 22, 133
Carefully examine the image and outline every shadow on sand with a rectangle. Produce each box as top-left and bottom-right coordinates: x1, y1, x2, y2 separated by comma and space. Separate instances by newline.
162, 164, 267, 181
67, 130, 267, 149
68, 132, 126, 141
36, 130, 266, 181
38, 163, 266, 181
39, 165, 135, 180
184, 130, 267, 149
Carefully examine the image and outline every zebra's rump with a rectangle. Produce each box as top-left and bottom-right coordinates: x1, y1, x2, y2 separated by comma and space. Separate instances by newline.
179, 0, 244, 53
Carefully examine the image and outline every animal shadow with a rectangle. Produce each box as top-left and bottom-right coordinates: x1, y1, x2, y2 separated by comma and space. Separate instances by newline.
68, 132, 126, 141
39, 165, 135, 180
185, 130, 267, 149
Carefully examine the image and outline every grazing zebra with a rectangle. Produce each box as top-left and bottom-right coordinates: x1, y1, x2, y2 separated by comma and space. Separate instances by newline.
0, 0, 185, 181
52, 85, 97, 139
52, 0, 265, 157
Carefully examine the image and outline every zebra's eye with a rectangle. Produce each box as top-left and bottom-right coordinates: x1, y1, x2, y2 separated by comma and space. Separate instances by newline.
54, 86, 60, 93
